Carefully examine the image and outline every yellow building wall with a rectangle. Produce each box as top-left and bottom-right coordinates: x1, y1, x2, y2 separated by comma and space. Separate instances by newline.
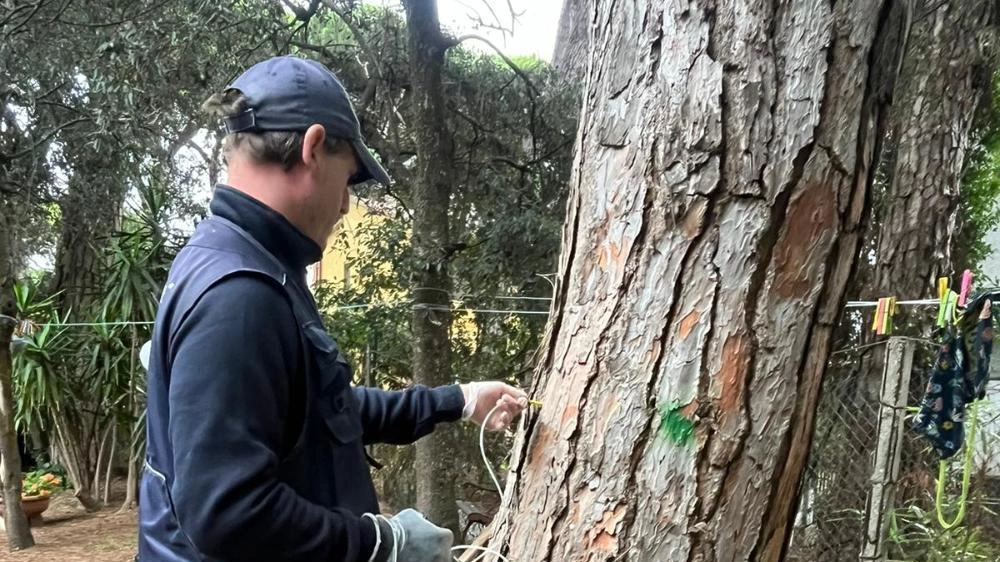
308, 196, 480, 349
307, 195, 367, 290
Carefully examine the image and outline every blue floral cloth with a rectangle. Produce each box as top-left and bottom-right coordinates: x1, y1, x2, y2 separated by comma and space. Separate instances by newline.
912, 312, 992, 459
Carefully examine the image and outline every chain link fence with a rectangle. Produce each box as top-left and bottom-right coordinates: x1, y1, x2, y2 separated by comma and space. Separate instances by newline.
787, 341, 1000, 562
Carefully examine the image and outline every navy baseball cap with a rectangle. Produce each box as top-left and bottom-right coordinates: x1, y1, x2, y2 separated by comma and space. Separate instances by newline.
223, 55, 390, 186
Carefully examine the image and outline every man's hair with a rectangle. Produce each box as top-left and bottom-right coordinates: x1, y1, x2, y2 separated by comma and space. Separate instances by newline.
201, 89, 352, 170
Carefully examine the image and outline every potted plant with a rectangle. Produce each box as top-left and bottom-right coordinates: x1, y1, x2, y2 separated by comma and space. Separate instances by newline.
5, 470, 64, 521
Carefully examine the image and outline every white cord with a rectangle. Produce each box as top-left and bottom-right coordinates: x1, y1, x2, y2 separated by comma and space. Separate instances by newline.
361, 513, 382, 562
453, 544, 513, 562
480, 402, 506, 496
454, 402, 531, 562
363, 513, 407, 562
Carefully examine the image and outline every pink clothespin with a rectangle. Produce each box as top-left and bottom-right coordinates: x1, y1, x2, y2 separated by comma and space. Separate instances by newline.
959, 269, 973, 307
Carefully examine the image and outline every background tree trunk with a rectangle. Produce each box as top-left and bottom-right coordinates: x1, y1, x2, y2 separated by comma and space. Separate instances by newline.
553, 0, 591, 82
51, 148, 124, 314
490, 1, 905, 561
0, 208, 34, 550
805, 4, 998, 558
870, 0, 996, 295
402, 0, 460, 533
46, 142, 124, 512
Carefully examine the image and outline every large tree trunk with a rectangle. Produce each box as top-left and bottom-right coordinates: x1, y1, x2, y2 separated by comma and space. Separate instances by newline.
0, 208, 34, 550
490, 1, 906, 561
402, 0, 459, 533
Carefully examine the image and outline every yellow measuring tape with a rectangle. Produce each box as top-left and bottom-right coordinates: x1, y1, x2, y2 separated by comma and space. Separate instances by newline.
935, 399, 979, 529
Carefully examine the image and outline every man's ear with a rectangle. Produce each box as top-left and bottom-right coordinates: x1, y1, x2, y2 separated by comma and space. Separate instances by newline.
301, 124, 327, 167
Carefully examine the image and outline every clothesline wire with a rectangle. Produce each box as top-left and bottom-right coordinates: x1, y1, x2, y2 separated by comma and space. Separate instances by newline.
410, 286, 552, 301
845, 299, 941, 308
10, 290, 989, 329
829, 336, 939, 357
18, 303, 551, 328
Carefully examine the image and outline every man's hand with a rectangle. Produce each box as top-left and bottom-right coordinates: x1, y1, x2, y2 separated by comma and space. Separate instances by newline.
460, 382, 528, 431
371, 509, 453, 562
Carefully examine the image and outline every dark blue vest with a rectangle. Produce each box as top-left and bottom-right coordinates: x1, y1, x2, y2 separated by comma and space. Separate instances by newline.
138, 215, 378, 561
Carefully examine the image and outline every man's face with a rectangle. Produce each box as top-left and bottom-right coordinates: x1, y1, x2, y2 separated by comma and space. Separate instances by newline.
309, 144, 358, 241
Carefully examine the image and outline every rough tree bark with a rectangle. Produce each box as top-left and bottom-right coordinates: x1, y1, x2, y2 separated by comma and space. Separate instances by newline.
869, 0, 995, 296
553, 0, 591, 83
490, 1, 906, 561
402, 0, 459, 533
0, 207, 34, 549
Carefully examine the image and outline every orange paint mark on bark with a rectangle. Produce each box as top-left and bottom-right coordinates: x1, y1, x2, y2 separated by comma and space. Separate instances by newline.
681, 399, 699, 418
609, 241, 623, 266
597, 246, 609, 270
562, 405, 579, 424
772, 182, 837, 299
679, 310, 700, 339
718, 334, 747, 414
525, 423, 553, 473
586, 503, 628, 552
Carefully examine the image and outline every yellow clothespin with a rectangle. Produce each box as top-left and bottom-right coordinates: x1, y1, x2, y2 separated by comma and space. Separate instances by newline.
872, 298, 885, 333
884, 297, 896, 334
937, 277, 950, 327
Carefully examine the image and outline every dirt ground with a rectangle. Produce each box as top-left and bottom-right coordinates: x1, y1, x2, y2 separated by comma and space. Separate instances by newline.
0, 486, 137, 562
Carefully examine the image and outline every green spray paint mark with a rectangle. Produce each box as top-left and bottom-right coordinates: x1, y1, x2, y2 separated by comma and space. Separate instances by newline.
658, 401, 694, 447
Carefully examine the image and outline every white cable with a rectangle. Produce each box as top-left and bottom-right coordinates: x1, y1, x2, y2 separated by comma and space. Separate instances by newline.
453, 545, 513, 562
480, 403, 506, 497
33, 320, 156, 327
362, 513, 407, 562
361, 513, 382, 562
454, 402, 532, 562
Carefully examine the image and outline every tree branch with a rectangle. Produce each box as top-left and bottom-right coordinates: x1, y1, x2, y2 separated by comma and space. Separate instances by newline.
491, 157, 529, 173
280, 0, 320, 22
54, 0, 170, 28
320, 0, 386, 83
3, 117, 90, 161
450, 34, 539, 98
3, 0, 47, 39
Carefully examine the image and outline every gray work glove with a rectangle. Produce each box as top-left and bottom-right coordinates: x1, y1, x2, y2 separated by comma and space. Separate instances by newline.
370, 509, 453, 562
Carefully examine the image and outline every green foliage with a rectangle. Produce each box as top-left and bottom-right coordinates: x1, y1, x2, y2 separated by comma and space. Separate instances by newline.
11, 281, 70, 433
887, 499, 1000, 562
10, 175, 177, 495
957, 70, 1000, 279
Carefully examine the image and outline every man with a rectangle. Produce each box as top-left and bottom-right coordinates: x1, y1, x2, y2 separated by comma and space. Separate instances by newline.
138, 55, 528, 562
